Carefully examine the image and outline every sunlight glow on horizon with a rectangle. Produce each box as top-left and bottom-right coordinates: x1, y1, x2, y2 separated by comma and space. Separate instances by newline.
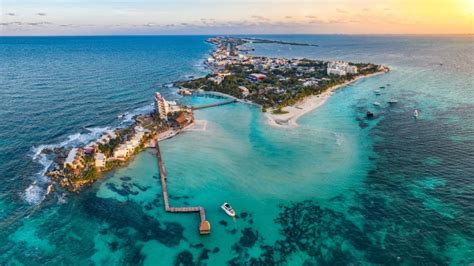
1, 0, 473, 35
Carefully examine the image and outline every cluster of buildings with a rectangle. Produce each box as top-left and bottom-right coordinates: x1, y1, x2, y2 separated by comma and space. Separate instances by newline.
112, 126, 149, 160
61, 124, 151, 176
327, 61, 358, 76
193, 37, 386, 109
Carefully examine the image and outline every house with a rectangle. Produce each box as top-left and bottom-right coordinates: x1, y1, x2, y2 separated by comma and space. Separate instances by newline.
239, 86, 249, 97
95, 153, 106, 168
113, 145, 129, 160
84, 142, 97, 155
64, 148, 84, 170
248, 73, 267, 82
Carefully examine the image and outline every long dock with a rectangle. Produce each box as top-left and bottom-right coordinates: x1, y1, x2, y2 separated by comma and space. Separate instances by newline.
155, 140, 210, 235
192, 99, 237, 110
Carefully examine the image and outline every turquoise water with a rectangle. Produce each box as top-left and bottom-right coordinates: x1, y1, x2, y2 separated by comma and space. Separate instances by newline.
0, 35, 473, 264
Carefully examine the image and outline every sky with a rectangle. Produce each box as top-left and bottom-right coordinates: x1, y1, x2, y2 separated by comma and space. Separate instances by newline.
1, 0, 473, 35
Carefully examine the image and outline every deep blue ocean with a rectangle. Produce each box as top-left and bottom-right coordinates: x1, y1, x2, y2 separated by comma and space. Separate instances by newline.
0, 35, 473, 265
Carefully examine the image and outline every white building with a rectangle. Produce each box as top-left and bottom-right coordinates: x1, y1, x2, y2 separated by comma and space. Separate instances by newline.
155, 92, 170, 120
239, 86, 249, 97
64, 148, 84, 169
112, 130, 145, 160
327, 61, 358, 76
95, 153, 106, 168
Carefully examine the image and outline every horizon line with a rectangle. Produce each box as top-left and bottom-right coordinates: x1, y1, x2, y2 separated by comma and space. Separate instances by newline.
1, 33, 473, 38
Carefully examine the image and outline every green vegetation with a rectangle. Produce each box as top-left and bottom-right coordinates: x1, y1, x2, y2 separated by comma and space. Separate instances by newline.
178, 58, 382, 111
272, 107, 289, 114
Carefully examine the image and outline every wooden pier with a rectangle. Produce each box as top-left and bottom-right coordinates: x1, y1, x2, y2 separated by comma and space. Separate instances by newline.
192, 99, 237, 110
155, 140, 210, 235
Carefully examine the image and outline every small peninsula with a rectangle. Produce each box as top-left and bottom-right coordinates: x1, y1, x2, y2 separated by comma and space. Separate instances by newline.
44, 93, 194, 192
178, 37, 389, 126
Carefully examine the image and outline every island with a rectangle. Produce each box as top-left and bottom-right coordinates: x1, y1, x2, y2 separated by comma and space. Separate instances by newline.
178, 37, 389, 126
41, 36, 389, 193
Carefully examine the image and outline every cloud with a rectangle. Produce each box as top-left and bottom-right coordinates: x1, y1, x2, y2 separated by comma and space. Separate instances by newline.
7, 13, 16, 16
36, 13, 47, 16
26, 21, 52, 26
336, 8, 347, 13
362, 8, 370, 12
0, 21, 52, 27
305, 15, 317, 19
285, 16, 292, 19
251, 15, 270, 21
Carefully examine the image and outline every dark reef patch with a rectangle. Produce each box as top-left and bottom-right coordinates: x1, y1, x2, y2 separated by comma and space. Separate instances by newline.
174, 251, 194, 266
105, 182, 139, 196
219, 220, 228, 226
81, 192, 184, 247
132, 182, 151, 192
119, 176, 132, 181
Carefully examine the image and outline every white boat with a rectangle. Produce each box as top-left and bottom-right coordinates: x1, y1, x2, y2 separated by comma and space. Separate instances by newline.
221, 202, 236, 217
388, 99, 398, 104
374, 90, 381, 95
413, 109, 419, 118
373, 102, 381, 107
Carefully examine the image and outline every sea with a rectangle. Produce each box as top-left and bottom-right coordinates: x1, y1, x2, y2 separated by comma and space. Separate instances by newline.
0, 35, 473, 265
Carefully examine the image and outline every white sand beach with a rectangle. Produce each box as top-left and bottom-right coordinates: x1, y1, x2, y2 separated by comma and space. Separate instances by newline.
266, 71, 387, 128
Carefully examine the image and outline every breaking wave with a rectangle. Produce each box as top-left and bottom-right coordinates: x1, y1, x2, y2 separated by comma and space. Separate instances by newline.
24, 126, 111, 205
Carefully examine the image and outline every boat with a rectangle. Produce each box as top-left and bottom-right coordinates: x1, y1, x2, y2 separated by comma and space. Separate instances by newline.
373, 101, 381, 107
379, 86, 385, 89
366, 111, 374, 118
388, 99, 398, 104
413, 109, 419, 118
221, 202, 236, 217
374, 90, 381, 95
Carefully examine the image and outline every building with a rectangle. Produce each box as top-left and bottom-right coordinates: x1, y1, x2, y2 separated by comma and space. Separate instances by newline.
239, 86, 249, 97
174, 112, 189, 128
95, 153, 106, 168
64, 148, 84, 170
155, 92, 170, 120
112, 129, 145, 160
327, 61, 358, 76
248, 73, 267, 82
113, 145, 129, 160
346, 65, 358, 74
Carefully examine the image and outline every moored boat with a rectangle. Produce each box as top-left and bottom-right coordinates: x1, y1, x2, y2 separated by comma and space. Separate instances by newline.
366, 111, 374, 118
374, 90, 381, 95
221, 202, 236, 217
388, 99, 398, 104
413, 109, 419, 118
373, 101, 381, 107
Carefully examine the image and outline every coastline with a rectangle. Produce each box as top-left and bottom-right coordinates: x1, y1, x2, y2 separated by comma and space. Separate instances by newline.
265, 71, 387, 128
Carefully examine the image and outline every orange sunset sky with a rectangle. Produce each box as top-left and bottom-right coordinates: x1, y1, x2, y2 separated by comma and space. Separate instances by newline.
1, 0, 473, 35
